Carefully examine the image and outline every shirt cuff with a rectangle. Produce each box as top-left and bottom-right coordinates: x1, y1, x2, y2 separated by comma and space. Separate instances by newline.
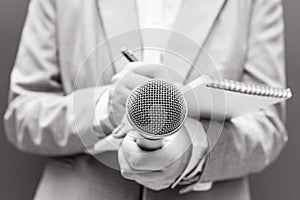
93, 88, 115, 135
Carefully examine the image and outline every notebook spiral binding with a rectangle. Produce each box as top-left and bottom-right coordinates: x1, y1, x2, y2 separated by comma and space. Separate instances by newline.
202, 75, 292, 99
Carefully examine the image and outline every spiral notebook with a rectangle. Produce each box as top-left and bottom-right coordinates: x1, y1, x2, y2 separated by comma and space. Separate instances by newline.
182, 75, 292, 120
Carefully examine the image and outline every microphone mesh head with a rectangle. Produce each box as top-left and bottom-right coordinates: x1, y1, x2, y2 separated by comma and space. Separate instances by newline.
126, 79, 187, 139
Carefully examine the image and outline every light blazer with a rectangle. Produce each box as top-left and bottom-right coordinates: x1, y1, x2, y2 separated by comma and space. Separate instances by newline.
4, 0, 288, 199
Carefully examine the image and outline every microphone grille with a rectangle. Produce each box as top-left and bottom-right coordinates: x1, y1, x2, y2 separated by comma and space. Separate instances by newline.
126, 79, 187, 139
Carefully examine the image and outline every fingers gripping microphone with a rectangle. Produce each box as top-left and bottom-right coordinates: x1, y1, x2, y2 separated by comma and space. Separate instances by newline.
126, 79, 187, 150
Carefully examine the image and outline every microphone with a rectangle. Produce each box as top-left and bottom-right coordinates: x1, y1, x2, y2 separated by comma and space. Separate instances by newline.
126, 79, 187, 150
91, 48, 188, 154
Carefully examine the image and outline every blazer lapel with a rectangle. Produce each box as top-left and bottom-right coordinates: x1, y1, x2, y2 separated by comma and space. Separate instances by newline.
72, 0, 114, 87
163, 0, 227, 82
97, 0, 142, 72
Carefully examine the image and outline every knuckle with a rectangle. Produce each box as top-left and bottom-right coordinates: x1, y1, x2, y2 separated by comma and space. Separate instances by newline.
113, 88, 124, 97
128, 157, 142, 169
126, 62, 143, 70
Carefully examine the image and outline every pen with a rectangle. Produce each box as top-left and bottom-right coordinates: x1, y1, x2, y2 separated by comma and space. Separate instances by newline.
121, 47, 139, 62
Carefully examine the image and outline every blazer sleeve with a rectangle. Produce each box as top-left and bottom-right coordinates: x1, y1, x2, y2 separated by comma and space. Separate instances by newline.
3, 0, 112, 156
198, 0, 288, 183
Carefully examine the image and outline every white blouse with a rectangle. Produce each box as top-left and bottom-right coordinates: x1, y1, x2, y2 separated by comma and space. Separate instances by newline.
136, 0, 182, 63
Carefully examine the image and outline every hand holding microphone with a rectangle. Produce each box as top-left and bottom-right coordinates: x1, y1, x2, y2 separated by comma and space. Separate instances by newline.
116, 78, 193, 190
92, 49, 207, 190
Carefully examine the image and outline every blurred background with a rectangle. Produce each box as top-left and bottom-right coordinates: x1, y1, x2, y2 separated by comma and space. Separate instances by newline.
0, 0, 299, 199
